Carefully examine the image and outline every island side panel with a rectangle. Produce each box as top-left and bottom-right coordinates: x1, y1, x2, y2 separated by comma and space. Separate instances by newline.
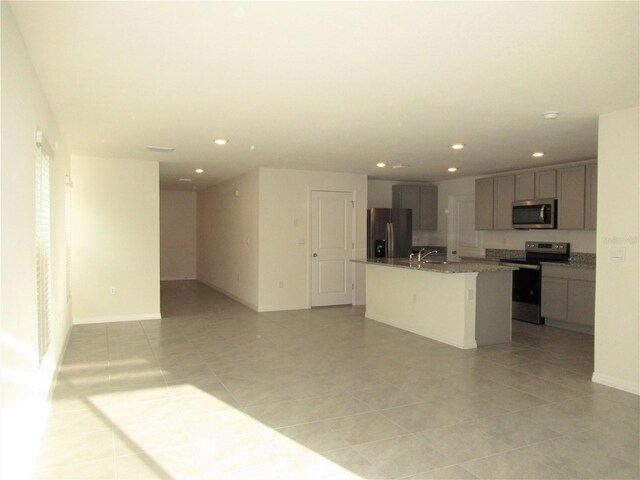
364, 264, 478, 349
475, 270, 513, 346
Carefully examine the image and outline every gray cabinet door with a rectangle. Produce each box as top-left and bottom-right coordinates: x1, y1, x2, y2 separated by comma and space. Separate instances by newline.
535, 170, 557, 199
515, 173, 535, 200
585, 163, 597, 230
475, 178, 494, 230
419, 185, 438, 230
392, 185, 420, 228
493, 175, 515, 230
567, 280, 595, 326
557, 166, 585, 229
541, 277, 568, 321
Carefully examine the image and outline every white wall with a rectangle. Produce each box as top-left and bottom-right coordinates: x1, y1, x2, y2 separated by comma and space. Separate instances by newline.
259, 168, 368, 310
160, 190, 196, 280
197, 170, 260, 309
370, 169, 598, 254
593, 106, 639, 394
1, 5, 72, 478
71, 156, 160, 324
367, 179, 397, 209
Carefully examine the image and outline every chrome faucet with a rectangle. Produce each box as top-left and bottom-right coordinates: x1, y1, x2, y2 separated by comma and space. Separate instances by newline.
418, 249, 438, 262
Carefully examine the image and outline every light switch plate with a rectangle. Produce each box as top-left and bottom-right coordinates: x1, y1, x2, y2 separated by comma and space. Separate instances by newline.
610, 246, 625, 261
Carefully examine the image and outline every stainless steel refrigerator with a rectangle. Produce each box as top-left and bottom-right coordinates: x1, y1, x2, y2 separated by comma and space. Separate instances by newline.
367, 208, 412, 259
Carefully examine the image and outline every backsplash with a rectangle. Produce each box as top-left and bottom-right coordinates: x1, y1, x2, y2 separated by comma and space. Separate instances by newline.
568, 252, 596, 265
485, 248, 596, 265
412, 245, 447, 255
485, 248, 524, 260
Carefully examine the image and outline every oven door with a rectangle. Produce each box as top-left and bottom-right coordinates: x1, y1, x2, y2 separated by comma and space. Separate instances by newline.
501, 262, 544, 324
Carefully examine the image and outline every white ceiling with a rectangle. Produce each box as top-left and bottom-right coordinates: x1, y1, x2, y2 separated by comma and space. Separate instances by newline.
10, 1, 639, 190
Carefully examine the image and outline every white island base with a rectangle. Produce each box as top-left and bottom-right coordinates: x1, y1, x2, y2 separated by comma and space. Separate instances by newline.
365, 263, 512, 349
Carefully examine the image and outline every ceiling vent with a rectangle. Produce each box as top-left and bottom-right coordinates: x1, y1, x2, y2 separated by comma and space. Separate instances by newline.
145, 145, 175, 153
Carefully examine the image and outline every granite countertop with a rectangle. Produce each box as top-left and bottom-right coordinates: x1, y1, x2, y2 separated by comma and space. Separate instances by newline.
540, 261, 595, 270
352, 258, 516, 274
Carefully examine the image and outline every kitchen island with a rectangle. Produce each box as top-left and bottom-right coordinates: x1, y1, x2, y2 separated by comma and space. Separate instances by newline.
355, 259, 515, 349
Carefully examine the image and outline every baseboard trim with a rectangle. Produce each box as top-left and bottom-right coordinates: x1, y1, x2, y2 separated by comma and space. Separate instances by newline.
592, 372, 640, 395
197, 279, 260, 312
161, 276, 197, 281
257, 304, 309, 313
73, 313, 162, 325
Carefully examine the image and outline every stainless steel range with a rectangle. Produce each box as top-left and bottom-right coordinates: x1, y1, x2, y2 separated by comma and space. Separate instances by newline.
500, 242, 570, 324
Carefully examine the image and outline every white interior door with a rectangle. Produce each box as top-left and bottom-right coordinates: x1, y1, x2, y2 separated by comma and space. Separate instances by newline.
447, 194, 482, 261
311, 191, 354, 307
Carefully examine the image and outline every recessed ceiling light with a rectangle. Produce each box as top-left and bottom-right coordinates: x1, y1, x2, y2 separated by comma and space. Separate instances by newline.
376, 162, 387, 168
542, 111, 559, 120
392, 164, 410, 169
214, 139, 228, 145
195, 168, 204, 173
448, 167, 458, 172
451, 144, 465, 150
532, 152, 545, 157
145, 145, 174, 153
178, 178, 193, 182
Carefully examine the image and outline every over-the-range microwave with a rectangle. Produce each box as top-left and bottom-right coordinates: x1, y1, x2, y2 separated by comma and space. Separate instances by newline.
512, 198, 557, 229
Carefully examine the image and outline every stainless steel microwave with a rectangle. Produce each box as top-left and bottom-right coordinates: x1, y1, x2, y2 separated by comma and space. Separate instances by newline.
512, 199, 557, 229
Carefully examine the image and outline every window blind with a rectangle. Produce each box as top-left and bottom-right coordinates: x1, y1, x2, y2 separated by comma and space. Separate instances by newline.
36, 131, 53, 363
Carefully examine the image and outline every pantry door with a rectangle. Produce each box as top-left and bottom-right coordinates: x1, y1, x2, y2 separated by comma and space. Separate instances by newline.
448, 194, 482, 261
310, 191, 354, 307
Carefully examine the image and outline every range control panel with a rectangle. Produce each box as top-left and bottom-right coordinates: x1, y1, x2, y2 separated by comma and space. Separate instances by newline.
525, 241, 569, 255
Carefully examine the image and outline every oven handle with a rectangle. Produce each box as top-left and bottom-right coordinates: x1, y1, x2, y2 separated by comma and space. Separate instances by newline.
500, 262, 540, 270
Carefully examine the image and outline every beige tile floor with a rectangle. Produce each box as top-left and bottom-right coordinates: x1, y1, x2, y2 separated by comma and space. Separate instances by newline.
33, 280, 639, 479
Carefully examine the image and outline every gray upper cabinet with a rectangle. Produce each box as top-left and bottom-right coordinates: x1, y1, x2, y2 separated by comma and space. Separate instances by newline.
475, 178, 494, 230
392, 184, 438, 230
557, 166, 585, 229
418, 185, 438, 231
515, 173, 535, 200
516, 170, 556, 200
535, 170, 557, 199
392, 185, 420, 228
493, 175, 515, 230
475, 163, 594, 231
585, 163, 597, 230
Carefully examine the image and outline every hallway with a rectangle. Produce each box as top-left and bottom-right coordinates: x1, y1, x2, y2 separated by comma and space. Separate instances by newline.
33, 280, 638, 479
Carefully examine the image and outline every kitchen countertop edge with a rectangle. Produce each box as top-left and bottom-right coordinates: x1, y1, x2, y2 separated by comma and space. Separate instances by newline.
352, 259, 516, 274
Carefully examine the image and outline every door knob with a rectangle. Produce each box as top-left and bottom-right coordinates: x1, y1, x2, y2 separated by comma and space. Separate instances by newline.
313, 253, 318, 257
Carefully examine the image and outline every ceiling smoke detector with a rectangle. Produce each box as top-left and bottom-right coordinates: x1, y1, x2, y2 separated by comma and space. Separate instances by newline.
542, 111, 559, 120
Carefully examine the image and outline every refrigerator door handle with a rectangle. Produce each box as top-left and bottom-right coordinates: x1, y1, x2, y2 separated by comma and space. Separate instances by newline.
387, 222, 394, 259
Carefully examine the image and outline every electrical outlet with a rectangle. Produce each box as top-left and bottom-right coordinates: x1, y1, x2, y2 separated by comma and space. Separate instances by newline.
109, 287, 116, 295
278, 280, 284, 288
412, 294, 417, 304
